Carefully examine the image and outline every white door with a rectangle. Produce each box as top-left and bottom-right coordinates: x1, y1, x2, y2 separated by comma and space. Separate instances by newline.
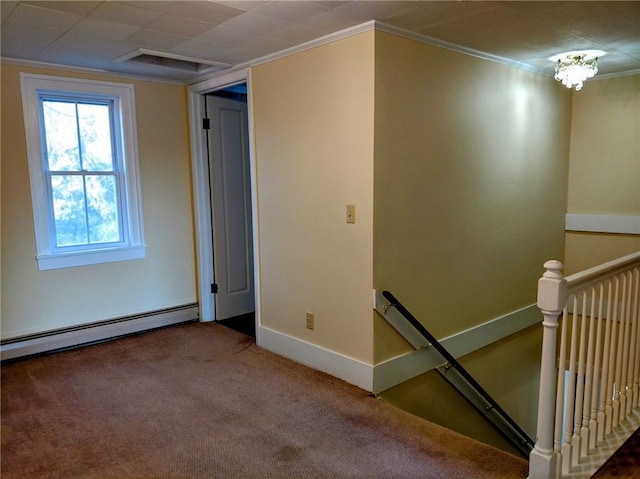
206, 94, 254, 320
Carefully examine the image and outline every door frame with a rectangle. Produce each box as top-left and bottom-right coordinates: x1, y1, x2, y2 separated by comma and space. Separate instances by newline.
188, 68, 260, 335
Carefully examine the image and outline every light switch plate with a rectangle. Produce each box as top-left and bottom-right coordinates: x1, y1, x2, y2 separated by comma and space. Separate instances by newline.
346, 204, 356, 224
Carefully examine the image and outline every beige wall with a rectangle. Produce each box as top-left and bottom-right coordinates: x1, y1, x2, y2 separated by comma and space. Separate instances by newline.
565, 74, 640, 273
1, 63, 196, 339
373, 32, 571, 355
251, 31, 375, 363
381, 324, 541, 456
372, 31, 571, 451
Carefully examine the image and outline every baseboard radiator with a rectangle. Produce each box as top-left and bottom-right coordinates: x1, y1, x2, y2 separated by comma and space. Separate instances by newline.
530, 251, 640, 479
0, 303, 199, 361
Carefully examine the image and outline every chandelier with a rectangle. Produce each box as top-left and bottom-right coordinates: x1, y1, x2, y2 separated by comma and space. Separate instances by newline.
549, 51, 605, 91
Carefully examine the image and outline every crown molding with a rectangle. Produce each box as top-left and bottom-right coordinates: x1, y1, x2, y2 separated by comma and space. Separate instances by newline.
189, 21, 376, 85
192, 19, 552, 87
1, 57, 184, 85
373, 22, 547, 76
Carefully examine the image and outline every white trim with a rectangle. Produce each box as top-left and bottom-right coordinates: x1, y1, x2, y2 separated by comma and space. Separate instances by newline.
373, 290, 540, 393
374, 22, 545, 75
20, 73, 146, 270
36, 245, 146, 271
187, 90, 215, 322
189, 22, 376, 86
566, 213, 640, 235
1, 304, 198, 361
246, 69, 263, 345
188, 67, 260, 326
595, 69, 640, 81
258, 326, 374, 392
191, 20, 552, 87
189, 68, 250, 95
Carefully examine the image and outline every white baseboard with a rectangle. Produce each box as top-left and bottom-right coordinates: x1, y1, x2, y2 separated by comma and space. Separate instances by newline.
256, 300, 541, 394
257, 326, 374, 392
1, 304, 199, 361
373, 291, 540, 393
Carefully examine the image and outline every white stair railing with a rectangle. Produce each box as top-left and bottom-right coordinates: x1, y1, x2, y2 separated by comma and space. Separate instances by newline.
529, 251, 640, 479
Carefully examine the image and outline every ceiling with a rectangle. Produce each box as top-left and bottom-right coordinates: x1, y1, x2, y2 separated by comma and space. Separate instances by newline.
1, 1, 639, 84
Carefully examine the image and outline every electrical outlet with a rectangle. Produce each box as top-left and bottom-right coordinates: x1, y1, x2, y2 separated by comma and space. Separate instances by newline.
306, 312, 315, 330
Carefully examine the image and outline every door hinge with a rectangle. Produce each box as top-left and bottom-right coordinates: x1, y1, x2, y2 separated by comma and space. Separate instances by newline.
202, 118, 211, 130
211, 283, 218, 294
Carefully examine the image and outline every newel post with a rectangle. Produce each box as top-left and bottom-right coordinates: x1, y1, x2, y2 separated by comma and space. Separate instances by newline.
529, 260, 566, 479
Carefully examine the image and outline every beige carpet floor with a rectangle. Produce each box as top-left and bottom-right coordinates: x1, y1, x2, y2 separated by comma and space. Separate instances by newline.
1, 322, 528, 478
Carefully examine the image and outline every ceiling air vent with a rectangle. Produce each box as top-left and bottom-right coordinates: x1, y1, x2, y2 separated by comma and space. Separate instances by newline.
115, 49, 231, 74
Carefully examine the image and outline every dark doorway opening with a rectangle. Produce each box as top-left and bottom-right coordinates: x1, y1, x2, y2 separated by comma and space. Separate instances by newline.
218, 312, 255, 337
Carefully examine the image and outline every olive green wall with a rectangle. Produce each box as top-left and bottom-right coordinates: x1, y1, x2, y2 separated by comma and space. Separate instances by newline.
1, 63, 196, 339
372, 31, 572, 450
373, 31, 571, 356
565, 74, 640, 274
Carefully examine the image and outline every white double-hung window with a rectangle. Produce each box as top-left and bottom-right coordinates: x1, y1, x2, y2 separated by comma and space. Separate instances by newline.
21, 74, 145, 270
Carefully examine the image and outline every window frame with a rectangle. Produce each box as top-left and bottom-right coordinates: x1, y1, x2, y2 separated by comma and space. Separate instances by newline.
21, 73, 145, 271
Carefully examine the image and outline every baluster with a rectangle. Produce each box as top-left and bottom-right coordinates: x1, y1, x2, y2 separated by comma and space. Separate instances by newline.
599, 279, 615, 438
575, 292, 590, 460
629, 268, 640, 409
554, 308, 569, 457
589, 283, 605, 450
565, 296, 580, 471
583, 288, 597, 454
632, 268, 640, 408
608, 276, 620, 432
619, 272, 632, 421
613, 274, 627, 427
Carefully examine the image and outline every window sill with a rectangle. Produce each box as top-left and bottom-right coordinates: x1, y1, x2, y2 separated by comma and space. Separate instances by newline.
36, 245, 147, 271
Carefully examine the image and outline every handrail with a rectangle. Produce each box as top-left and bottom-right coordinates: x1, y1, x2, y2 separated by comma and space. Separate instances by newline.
530, 254, 640, 479
565, 251, 640, 292
381, 290, 535, 457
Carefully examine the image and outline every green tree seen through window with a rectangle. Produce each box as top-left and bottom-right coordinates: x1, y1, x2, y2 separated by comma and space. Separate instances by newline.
42, 99, 121, 248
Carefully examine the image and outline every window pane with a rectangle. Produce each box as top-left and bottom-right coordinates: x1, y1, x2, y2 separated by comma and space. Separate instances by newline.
51, 175, 87, 246
86, 175, 120, 244
78, 103, 114, 172
43, 101, 80, 171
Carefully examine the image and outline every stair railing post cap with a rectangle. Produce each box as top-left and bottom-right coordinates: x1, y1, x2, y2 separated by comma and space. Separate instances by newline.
542, 260, 564, 279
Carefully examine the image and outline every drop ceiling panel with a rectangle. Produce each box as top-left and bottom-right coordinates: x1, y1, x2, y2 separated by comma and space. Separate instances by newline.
126, 29, 190, 52
6, 3, 81, 29
88, 2, 163, 27
0, 2, 18, 23
1, 1, 638, 83
119, 1, 182, 14
383, 2, 501, 32
63, 18, 139, 43
171, 39, 228, 62
251, 1, 333, 23
194, 25, 252, 47
166, 1, 245, 25
219, 11, 291, 36
146, 14, 215, 38
22, 1, 101, 17
1, 21, 62, 55
265, 23, 328, 45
